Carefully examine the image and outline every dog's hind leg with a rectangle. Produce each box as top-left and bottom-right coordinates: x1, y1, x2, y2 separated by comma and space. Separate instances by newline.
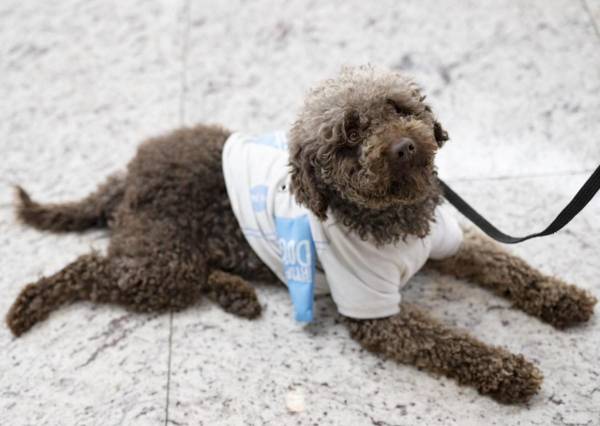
7, 214, 208, 336
105, 213, 207, 314
6, 253, 114, 336
204, 270, 261, 319
345, 303, 543, 404
427, 227, 597, 328
14, 173, 126, 232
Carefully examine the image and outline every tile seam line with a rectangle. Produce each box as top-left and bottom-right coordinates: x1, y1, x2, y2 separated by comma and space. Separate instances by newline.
164, 312, 174, 426
166, 0, 191, 425
444, 169, 596, 184
581, 0, 600, 42
179, 0, 192, 125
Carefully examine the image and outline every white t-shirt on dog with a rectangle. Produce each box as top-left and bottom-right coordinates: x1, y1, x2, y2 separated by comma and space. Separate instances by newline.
222, 131, 463, 321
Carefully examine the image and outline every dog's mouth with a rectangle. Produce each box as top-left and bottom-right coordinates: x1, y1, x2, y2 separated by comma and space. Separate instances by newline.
336, 161, 435, 210
390, 155, 433, 178
389, 167, 436, 202
378, 150, 438, 206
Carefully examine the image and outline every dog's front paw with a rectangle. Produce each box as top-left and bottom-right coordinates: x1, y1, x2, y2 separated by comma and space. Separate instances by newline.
478, 353, 543, 404
534, 279, 597, 329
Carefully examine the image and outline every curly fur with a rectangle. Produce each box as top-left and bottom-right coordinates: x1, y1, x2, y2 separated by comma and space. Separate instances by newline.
428, 227, 597, 328
289, 66, 447, 244
345, 304, 543, 404
9, 124, 273, 337
15, 174, 125, 232
7, 66, 595, 405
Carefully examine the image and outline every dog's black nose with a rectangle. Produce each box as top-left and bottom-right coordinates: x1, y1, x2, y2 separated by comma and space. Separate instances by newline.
389, 138, 416, 162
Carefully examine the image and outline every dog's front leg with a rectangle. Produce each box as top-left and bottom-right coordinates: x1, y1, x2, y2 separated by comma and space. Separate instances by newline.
344, 303, 542, 404
428, 227, 596, 328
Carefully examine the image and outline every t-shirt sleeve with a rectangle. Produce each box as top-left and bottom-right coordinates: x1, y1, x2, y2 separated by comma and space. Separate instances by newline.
313, 222, 402, 319
429, 203, 463, 260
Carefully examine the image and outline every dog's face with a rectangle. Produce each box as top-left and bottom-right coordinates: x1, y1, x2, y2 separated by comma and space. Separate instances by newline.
289, 66, 448, 218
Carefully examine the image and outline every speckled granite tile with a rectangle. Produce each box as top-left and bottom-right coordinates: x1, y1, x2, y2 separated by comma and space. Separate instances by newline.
0, 0, 185, 206
3, 1, 600, 425
167, 174, 599, 425
0, 0, 186, 425
183, 0, 600, 180
0, 214, 172, 426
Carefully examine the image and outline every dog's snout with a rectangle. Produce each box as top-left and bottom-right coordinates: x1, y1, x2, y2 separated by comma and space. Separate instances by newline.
389, 138, 416, 162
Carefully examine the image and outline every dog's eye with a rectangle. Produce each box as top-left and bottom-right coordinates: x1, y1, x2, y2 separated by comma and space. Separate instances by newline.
348, 129, 360, 142
387, 99, 413, 117
343, 110, 363, 143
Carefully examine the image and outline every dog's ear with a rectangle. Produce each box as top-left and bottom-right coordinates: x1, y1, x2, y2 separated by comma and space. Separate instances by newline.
433, 120, 449, 147
288, 138, 329, 219
424, 103, 449, 147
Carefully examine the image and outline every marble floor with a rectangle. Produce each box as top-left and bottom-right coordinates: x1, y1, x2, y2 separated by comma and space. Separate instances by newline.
1, 1, 599, 425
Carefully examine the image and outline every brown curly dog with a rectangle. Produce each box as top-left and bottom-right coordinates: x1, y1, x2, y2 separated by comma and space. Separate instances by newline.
8, 66, 596, 404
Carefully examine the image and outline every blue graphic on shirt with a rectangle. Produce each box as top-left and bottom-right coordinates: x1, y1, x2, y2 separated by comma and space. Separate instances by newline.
250, 185, 268, 212
247, 132, 288, 150
275, 215, 316, 322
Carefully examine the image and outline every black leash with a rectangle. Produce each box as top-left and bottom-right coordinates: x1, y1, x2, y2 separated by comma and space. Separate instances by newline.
438, 165, 600, 244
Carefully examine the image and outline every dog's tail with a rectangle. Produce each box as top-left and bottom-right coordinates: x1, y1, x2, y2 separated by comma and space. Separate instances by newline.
15, 173, 126, 232
6, 253, 114, 336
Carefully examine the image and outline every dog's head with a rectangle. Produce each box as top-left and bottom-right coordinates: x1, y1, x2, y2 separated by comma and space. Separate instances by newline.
289, 66, 448, 219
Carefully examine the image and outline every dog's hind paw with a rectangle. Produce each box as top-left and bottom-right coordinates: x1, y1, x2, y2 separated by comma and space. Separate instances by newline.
205, 270, 262, 319
220, 292, 262, 319
6, 281, 50, 337
536, 279, 597, 329
480, 353, 543, 404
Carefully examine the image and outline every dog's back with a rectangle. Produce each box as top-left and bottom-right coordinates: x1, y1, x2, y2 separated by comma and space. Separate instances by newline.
8, 123, 273, 335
